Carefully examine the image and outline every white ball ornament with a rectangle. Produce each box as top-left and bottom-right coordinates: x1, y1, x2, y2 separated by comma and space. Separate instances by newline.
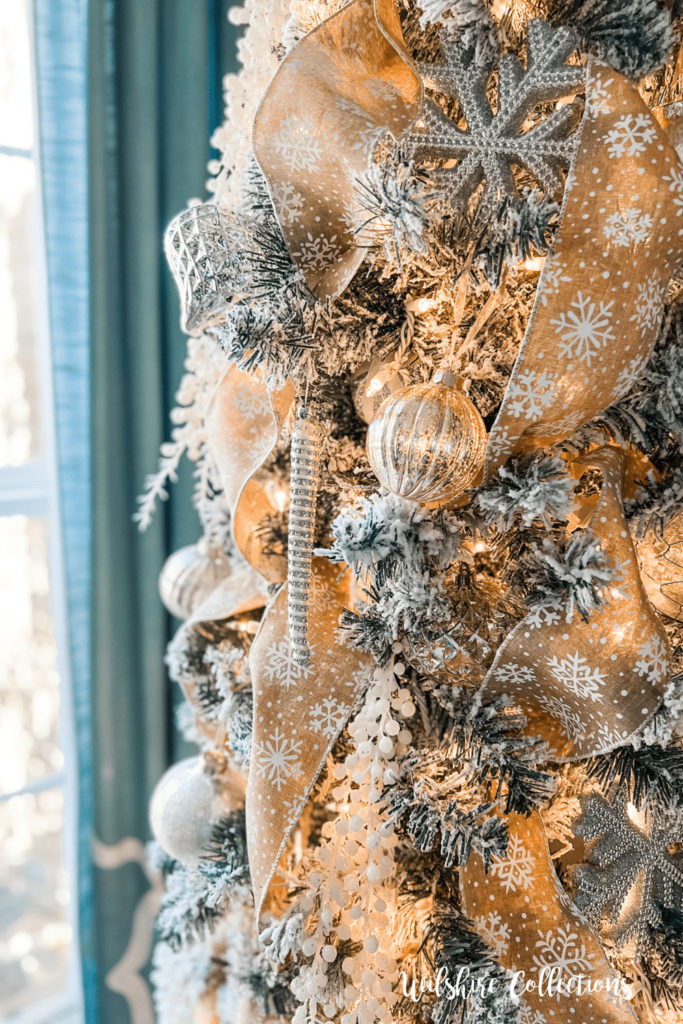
149, 757, 218, 865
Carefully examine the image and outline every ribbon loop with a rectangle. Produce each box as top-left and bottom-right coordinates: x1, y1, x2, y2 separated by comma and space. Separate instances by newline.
478, 445, 671, 759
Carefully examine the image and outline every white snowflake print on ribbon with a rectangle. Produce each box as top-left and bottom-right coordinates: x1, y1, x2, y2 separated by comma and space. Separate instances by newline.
536, 693, 584, 741
506, 370, 557, 419
490, 835, 534, 893
255, 727, 303, 791
663, 165, 683, 215
473, 911, 511, 957
603, 207, 652, 247
604, 113, 656, 159
594, 721, 630, 750
270, 181, 305, 226
614, 353, 648, 399
496, 662, 536, 686
585, 74, 614, 119
630, 274, 665, 338
517, 1000, 547, 1024
635, 635, 670, 685
539, 259, 572, 306
308, 696, 350, 740
272, 112, 323, 173
550, 292, 615, 366
232, 383, 271, 434
526, 601, 562, 630
293, 232, 341, 273
486, 425, 516, 461
263, 638, 314, 690
546, 652, 607, 702
532, 925, 595, 996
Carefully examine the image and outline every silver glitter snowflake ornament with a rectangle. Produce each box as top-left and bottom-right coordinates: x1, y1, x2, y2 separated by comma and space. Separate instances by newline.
574, 793, 683, 953
407, 19, 585, 209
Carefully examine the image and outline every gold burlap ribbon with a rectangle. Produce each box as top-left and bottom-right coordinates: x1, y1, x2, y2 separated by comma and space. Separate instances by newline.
485, 62, 683, 475
460, 811, 639, 1022
478, 445, 671, 759
246, 558, 373, 915
253, 0, 421, 300
177, 565, 269, 745
206, 365, 295, 583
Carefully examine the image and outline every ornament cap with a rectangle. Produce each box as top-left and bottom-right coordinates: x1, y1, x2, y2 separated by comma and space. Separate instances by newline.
433, 369, 457, 387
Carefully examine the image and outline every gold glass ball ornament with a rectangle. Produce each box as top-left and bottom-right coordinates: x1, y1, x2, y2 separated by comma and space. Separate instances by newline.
352, 355, 407, 425
159, 541, 231, 620
366, 370, 487, 504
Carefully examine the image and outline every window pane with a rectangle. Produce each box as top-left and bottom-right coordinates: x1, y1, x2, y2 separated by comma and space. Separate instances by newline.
0, 0, 34, 151
0, 516, 63, 794
0, 788, 72, 1019
0, 153, 42, 468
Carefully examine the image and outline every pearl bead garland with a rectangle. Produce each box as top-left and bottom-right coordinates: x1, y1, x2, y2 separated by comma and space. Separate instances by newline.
288, 652, 413, 1024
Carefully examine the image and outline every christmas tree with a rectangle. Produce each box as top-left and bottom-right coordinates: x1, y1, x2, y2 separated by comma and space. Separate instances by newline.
140, 1, 683, 1022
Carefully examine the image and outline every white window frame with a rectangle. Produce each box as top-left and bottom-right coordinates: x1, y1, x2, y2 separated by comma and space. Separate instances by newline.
0, 5, 85, 1022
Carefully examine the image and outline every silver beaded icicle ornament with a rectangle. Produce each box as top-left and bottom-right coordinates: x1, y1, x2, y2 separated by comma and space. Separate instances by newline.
288, 405, 324, 666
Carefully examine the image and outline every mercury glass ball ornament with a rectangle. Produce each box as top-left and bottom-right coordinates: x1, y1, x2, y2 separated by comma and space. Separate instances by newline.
366, 370, 487, 504
159, 541, 230, 620
149, 757, 217, 865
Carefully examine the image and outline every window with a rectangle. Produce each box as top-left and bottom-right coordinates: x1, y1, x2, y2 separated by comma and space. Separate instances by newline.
0, 2, 83, 1021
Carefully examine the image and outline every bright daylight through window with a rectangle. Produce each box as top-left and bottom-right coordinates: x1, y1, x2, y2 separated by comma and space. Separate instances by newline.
0, 2, 82, 1022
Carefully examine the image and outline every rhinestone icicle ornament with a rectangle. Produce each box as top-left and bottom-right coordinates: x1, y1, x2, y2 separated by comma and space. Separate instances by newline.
367, 370, 487, 504
288, 406, 324, 666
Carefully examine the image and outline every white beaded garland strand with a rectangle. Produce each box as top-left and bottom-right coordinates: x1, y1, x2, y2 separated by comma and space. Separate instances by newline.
288, 406, 324, 666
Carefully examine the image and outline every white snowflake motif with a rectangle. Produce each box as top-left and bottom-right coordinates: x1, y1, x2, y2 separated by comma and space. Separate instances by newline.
270, 181, 305, 227
614, 353, 648, 399
340, 198, 365, 235
605, 113, 656, 159
365, 79, 399, 104
526, 600, 562, 629
233, 383, 269, 423
532, 925, 594, 996
537, 693, 584, 741
603, 207, 652, 248
635, 634, 670, 685
585, 74, 614, 119
663, 165, 683, 216
272, 113, 322, 173
506, 370, 557, 420
332, 97, 383, 155
474, 911, 511, 957
263, 638, 314, 690
630, 274, 665, 338
496, 661, 536, 687
539, 259, 572, 305
309, 573, 339, 614
491, 834, 534, 893
309, 696, 350, 740
594, 720, 630, 750
517, 1000, 547, 1024
255, 727, 303, 791
293, 232, 340, 273
486, 425, 516, 460
551, 292, 615, 366
546, 651, 607, 702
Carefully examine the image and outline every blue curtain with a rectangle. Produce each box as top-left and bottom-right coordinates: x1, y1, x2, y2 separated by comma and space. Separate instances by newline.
33, 3, 239, 1021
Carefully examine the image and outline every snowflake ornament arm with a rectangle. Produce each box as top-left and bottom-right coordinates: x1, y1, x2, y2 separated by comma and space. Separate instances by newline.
574, 793, 683, 952
408, 19, 585, 209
